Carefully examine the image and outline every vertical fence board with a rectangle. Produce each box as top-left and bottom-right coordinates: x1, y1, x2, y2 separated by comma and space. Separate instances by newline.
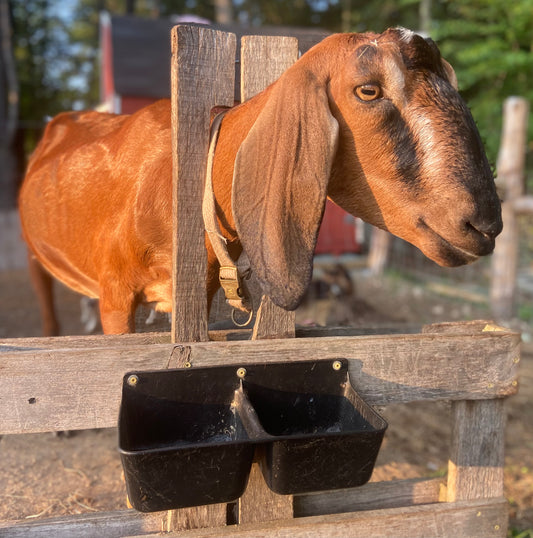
240, 35, 298, 341
251, 295, 295, 340
367, 228, 392, 276
169, 25, 236, 531
447, 399, 506, 502
237, 35, 298, 523
240, 35, 299, 101
171, 25, 236, 343
490, 96, 530, 320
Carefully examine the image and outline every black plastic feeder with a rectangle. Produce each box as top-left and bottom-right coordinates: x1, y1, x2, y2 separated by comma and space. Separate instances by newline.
119, 359, 387, 512
119, 366, 255, 512
238, 360, 388, 495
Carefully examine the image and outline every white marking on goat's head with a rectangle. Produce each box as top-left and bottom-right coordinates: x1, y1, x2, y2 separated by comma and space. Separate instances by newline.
397, 27, 416, 43
325, 29, 502, 266
231, 28, 502, 311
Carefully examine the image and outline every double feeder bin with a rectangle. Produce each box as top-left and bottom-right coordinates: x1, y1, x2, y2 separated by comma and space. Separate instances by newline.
119, 359, 388, 512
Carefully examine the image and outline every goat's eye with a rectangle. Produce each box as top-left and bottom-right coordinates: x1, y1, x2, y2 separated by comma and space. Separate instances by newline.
355, 84, 382, 101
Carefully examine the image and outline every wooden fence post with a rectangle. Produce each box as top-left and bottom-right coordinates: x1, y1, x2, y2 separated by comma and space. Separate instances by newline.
236, 34, 298, 525
367, 227, 392, 276
490, 97, 530, 321
239, 34, 298, 342
171, 25, 236, 344
447, 399, 506, 502
167, 25, 235, 532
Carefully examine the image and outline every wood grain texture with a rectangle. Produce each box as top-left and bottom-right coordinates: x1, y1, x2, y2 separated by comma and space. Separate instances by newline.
171, 25, 236, 343
128, 498, 508, 538
491, 96, 529, 320
163, 503, 227, 533
240, 35, 298, 101
0, 498, 507, 538
251, 295, 295, 339
238, 35, 297, 524
0, 328, 519, 434
237, 463, 293, 525
0, 509, 163, 538
447, 399, 506, 501
170, 25, 236, 531
239, 35, 298, 341
293, 477, 443, 517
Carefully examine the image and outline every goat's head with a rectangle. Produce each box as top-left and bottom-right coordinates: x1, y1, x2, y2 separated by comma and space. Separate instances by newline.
232, 28, 502, 310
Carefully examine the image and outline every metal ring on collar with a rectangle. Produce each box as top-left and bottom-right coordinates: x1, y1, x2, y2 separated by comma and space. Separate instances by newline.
231, 307, 254, 328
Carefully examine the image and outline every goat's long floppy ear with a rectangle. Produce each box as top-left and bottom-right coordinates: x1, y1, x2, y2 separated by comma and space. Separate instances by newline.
232, 68, 339, 311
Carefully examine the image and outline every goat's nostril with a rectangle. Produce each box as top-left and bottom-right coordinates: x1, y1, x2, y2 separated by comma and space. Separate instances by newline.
466, 218, 502, 240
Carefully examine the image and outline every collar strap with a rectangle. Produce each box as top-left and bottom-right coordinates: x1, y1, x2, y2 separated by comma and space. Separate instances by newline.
202, 111, 253, 315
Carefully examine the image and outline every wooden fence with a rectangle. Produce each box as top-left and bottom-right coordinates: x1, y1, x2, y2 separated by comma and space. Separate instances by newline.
0, 27, 522, 537
490, 97, 531, 320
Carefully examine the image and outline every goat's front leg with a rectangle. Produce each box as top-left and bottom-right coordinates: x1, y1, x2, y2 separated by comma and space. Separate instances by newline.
99, 283, 137, 334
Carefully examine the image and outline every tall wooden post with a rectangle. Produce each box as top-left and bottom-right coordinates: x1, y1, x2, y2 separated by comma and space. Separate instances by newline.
168, 25, 235, 532
490, 97, 529, 320
237, 35, 298, 524
171, 25, 235, 343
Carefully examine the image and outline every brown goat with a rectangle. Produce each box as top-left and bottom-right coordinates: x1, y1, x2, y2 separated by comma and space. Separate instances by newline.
19, 28, 502, 335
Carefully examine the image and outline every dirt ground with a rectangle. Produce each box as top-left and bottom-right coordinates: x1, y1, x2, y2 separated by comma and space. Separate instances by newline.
0, 266, 532, 534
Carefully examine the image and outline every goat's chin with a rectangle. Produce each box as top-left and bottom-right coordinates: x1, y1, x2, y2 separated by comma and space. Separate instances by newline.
426, 246, 479, 268
416, 224, 483, 267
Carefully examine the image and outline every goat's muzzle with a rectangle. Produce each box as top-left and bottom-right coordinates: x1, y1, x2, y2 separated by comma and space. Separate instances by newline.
416, 197, 503, 267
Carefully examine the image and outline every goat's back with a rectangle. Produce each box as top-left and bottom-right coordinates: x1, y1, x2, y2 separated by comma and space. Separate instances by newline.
19, 99, 173, 299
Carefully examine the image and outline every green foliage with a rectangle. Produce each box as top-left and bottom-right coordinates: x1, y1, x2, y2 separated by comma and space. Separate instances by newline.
12, 0, 66, 150
518, 303, 533, 322
343, 0, 419, 33
508, 528, 533, 538
432, 0, 533, 165
9, 0, 533, 170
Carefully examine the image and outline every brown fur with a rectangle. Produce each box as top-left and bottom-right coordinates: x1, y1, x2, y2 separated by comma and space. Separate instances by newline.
19, 29, 501, 335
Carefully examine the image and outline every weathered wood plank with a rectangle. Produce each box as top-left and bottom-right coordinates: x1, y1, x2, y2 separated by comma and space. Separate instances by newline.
239, 36, 298, 341
0, 322, 422, 350
240, 34, 298, 101
0, 478, 441, 537
422, 320, 497, 334
0, 509, 162, 538
0, 492, 507, 538
127, 498, 508, 538
237, 35, 298, 523
171, 25, 235, 343
490, 202, 520, 320
237, 462, 293, 525
490, 96, 529, 320
293, 477, 443, 517
163, 503, 227, 533
0, 330, 519, 434
251, 295, 295, 340
170, 24, 236, 531
447, 399, 506, 501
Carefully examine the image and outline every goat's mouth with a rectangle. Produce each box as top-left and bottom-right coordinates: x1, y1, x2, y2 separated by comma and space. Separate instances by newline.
417, 219, 490, 267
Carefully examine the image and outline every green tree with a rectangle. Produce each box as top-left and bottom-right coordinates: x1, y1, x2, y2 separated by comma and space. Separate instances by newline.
432, 0, 533, 165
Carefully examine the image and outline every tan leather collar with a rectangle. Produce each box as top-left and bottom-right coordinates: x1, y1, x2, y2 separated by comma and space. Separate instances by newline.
202, 111, 253, 321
